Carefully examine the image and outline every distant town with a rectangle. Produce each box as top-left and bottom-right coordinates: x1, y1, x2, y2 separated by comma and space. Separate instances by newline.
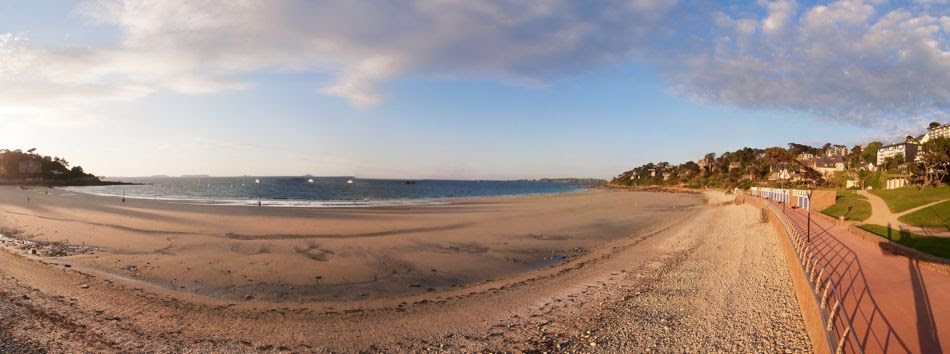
612, 121, 950, 191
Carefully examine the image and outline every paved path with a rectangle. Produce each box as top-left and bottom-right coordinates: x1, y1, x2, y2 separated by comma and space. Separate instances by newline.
857, 190, 950, 237
767, 198, 950, 354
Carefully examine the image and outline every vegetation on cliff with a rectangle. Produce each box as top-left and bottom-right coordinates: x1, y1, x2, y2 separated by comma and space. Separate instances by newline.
611, 135, 949, 190
0, 148, 102, 185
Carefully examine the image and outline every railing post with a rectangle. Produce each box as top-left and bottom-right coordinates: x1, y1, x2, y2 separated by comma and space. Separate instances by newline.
835, 327, 851, 354
821, 279, 832, 309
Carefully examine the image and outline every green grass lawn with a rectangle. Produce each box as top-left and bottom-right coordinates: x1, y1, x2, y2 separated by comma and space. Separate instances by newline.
822, 190, 871, 221
898, 200, 950, 232
870, 185, 950, 213
859, 224, 950, 259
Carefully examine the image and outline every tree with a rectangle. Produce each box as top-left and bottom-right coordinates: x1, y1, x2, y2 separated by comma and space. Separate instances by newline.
883, 156, 898, 172
862, 141, 882, 165
918, 137, 950, 186
930, 122, 943, 130
848, 145, 863, 168
788, 143, 818, 156
69, 166, 85, 178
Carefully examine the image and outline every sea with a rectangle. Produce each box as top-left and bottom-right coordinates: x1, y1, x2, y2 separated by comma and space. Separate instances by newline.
64, 176, 596, 207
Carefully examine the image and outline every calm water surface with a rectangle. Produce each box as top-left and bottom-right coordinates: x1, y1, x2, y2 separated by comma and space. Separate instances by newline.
66, 177, 595, 207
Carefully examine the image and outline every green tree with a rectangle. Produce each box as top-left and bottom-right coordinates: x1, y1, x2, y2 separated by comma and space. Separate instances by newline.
918, 137, 950, 186
862, 141, 882, 165
884, 156, 897, 172
848, 145, 863, 168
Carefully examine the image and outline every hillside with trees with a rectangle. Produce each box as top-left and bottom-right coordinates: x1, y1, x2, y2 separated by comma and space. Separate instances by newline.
611, 133, 950, 191
0, 148, 108, 186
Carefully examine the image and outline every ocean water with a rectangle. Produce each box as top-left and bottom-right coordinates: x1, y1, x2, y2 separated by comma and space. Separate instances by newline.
65, 177, 594, 207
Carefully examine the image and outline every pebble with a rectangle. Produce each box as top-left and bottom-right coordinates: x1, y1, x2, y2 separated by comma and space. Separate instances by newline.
549, 204, 812, 353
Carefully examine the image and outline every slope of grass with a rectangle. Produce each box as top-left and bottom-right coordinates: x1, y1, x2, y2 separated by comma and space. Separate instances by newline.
898, 201, 950, 232
870, 185, 950, 213
821, 190, 871, 221
859, 224, 950, 259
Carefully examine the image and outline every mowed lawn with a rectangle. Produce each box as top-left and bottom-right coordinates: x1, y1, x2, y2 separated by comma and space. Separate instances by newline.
899, 200, 950, 232
822, 190, 871, 221
860, 224, 950, 259
870, 186, 950, 213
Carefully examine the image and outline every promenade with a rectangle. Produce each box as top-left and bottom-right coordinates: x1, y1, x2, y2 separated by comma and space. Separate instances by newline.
767, 198, 949, 354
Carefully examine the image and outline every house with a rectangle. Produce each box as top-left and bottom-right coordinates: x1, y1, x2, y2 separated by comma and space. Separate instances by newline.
18, 160, 42, 175
662, 172, 672, 181
796, 153, 815, 162
876, 142, 918, 166
920, 122, 950, 143
811, 156, 846, 178
768, 163, 799, 181
728, 161, 741, 171
825, 145, 849, 158
917, 122, 949, 162
696, 157, 713, 174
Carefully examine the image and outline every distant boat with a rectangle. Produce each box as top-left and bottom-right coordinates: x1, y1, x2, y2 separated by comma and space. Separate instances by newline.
307, 178, 315, 183
403, 180, 416, 185
346, 179, 354, 184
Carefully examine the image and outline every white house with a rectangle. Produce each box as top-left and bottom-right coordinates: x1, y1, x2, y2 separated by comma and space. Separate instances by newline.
921, 122, 950, 143
812, 156, 846, 178
877, 143, 918, 166
17, 160, 42, 175
825, 145, 849, 158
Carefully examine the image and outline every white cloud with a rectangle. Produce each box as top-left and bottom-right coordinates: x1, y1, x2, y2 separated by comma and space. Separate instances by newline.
670, 0, 948, 128
0, 0, 945, 128
762, 0, 798, 35
320, 55, 401, 107
0, 0, 678, 112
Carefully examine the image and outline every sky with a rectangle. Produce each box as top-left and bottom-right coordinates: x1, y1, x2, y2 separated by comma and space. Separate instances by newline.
0, 0, 947, 179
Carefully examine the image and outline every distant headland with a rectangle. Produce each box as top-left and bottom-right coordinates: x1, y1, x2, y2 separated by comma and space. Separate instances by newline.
0, 148, 135, 187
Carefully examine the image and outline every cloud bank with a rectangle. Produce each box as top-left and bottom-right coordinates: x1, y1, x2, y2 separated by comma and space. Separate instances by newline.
674, 0, 949, 128
0, 0, 946, 127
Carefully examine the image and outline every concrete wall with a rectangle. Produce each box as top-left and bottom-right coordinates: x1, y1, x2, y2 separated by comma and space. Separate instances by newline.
810, 190, 836, 212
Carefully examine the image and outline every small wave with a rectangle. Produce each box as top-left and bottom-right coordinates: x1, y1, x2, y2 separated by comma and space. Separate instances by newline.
61, 187, 449, 208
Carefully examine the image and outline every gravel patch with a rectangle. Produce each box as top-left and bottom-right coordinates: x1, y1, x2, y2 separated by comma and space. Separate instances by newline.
560, 204, 813, 353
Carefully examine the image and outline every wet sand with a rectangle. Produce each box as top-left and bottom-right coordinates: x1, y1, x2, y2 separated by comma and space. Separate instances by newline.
0, 186, 810, 352
0, 187, 702, 302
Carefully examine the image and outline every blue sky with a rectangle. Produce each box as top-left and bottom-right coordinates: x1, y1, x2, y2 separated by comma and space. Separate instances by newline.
0, 1, 945, 179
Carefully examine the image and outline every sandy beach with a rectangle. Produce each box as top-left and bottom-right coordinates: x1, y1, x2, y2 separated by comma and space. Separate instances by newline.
0, 187, 810, 352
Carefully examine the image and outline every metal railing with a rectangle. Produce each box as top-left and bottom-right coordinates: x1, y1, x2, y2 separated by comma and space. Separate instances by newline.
765, 201, 865, 354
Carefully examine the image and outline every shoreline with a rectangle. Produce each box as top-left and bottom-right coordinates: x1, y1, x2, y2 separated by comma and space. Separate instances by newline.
0, 189, 815, 352
0, 179, 141, 187
0, 186, 706, 302
60, 184, 593, 209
